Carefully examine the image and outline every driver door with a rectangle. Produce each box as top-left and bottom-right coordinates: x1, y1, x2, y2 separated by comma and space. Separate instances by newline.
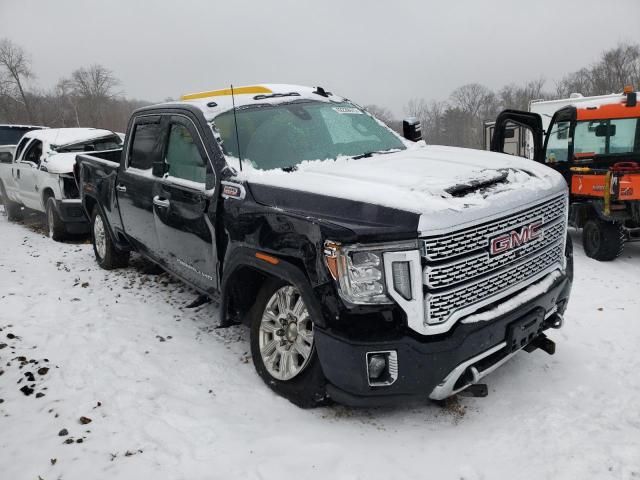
153, 115, 219, 292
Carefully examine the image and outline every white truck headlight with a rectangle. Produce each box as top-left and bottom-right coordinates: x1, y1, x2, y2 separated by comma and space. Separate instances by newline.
324, 240, 418, 305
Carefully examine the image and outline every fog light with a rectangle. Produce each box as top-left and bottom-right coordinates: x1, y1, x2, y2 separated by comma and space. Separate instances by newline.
368, 355, 387, 379
366, 351, 398, 386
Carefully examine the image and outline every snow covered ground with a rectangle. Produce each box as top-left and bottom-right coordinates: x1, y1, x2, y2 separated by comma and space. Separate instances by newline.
0, 209, 639, 480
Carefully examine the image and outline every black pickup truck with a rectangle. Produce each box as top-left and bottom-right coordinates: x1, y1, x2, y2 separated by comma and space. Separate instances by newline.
76, 84, 573, 407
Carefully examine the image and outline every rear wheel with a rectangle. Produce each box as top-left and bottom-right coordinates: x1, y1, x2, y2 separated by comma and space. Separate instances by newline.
582, 218, 624, 261
249, 278, 329, 408
91, 206, 129, 269
46, 198, 67, 242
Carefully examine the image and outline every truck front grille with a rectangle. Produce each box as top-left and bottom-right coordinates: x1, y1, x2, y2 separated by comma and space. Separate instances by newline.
421, 194, 567, 327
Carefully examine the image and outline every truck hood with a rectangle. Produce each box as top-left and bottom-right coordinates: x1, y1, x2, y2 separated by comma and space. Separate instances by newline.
239, 144, 567, 235
42, 152, 78, 174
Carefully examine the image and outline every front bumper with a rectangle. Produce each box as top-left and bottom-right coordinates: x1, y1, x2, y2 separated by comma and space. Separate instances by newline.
315, 271, 571, 407
54, 199, 89, 233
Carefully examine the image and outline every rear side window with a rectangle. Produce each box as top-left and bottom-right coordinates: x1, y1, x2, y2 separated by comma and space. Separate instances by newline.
128, 120, 164, 170
165, 123, 206, 183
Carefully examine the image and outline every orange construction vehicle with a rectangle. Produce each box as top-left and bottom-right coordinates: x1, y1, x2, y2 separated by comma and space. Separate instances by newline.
491, 86, 640, 260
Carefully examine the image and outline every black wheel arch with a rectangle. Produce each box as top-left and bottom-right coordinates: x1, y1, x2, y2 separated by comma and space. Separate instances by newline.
85, 195, 131, 251
219, 246, 328, 330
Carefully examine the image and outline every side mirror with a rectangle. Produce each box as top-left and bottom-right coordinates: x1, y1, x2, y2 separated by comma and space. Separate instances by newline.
152, 160, 167, 177
595, 124, 616, 137
0, 152, 12, 164
403, 117, 422, 142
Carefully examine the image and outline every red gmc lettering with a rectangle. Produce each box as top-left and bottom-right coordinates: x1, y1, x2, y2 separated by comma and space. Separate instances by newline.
490, 221, 543, 255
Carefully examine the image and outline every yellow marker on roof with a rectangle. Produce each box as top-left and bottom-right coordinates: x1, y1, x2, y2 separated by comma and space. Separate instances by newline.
181, 85, 272, 101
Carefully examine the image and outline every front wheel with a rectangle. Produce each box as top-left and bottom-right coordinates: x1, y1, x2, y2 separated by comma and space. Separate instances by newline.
582, 218, 624, 261
46, 198, 67, 242
249, 278, 329, 408
91, 206, 130, 269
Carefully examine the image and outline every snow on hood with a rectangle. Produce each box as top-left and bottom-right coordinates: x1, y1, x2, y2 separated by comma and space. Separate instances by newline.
231, 144, 566, 219
42, 152, 78, 174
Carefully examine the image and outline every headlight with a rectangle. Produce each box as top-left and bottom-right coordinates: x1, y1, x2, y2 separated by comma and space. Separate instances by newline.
324, 240, 417, 305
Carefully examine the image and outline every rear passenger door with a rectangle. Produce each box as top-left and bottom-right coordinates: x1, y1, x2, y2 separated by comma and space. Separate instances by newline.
117, 115, 165, 258
153, 115, 218, 292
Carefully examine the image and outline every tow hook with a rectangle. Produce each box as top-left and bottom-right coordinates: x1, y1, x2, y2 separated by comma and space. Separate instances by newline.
524, 333, 556, 355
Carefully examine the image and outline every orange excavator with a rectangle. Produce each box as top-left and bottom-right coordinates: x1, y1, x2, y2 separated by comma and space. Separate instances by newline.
491, 86, 640, 260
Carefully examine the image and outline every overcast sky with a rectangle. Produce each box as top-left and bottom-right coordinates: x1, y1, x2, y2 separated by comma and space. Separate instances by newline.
1, 0, 639, 115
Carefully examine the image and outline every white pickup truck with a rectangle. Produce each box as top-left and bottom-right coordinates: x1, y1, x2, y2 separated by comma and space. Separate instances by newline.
0, 128, 122, 240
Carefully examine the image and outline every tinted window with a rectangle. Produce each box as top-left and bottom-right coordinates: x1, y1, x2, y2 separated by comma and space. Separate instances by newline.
129, 121, 164, 170
23, 140, 43, 165
214, 101, 405, 170
15, 137, 31, 160
165, 123, 206, 183
0, 127, 36, 145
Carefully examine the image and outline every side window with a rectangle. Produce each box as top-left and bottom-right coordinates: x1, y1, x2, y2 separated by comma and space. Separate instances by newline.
129, 120, 164, 170
574, 121, 606, 157
15, 137, 31, 160
545, 121, 570, 164
165, 123, 206, 183
23, 140, 43, 165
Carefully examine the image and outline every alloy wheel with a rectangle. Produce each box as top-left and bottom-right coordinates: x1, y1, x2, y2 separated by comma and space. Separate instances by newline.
258, 285, 314, 381
93, 213, 107, 260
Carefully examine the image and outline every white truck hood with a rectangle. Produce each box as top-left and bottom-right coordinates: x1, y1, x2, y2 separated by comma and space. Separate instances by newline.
237, 144, 567, 233
42, 152, 79, 175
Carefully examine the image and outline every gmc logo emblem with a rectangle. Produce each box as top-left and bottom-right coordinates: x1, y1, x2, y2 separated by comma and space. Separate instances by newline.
490, 220, 543, 255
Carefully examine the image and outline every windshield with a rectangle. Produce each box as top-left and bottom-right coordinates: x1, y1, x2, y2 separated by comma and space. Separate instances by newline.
574, 118, 639, 156
0, 127, 38, 146
213, 101, 405, 170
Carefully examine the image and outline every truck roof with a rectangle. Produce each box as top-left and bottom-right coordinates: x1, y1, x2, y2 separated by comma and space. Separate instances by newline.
22, 128, 117, 151
0, 124, 48, 129
176, 84, 347, 121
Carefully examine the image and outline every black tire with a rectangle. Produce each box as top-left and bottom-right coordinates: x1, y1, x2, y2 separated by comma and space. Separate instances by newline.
582, 218, 624, 261
565, 234, 574, 282
91, 206, 130, 270
248, 277, 330, 408
46, 198, 67, 242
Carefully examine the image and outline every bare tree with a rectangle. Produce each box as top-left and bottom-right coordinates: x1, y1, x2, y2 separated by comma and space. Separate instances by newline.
66, 64, 121, 125
556, 42, 640, 96
450, 83, 497, 118
364, 104, 394, 124
499, 78, 551, 111
0, 38, 34, 122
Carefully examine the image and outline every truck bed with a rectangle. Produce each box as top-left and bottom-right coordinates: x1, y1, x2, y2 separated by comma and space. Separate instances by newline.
75, 149, 125, 237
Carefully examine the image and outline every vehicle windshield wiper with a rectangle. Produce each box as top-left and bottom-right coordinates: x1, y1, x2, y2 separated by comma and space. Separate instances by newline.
351, 149, 400, 160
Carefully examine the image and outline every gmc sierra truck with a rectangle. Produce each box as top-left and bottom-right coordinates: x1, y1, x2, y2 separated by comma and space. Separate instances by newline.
75, 84, 573, 407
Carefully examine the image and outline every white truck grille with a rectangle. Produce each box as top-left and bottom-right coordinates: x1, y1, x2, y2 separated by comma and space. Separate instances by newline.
421, 194, 567, 327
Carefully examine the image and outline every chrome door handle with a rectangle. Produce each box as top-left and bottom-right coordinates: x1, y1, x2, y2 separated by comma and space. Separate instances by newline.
153, 196, 170, 208
116, 184, 126, 193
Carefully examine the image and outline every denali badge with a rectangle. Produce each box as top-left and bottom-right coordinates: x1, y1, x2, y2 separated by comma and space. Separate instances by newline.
490, 220, 543, 255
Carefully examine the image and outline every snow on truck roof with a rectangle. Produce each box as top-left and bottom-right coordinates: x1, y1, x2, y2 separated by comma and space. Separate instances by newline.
179, 84, 347, 120
23, 128, 117, 149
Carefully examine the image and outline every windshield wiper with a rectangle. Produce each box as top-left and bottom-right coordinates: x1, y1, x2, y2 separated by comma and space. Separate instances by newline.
351, 149, 400, 160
